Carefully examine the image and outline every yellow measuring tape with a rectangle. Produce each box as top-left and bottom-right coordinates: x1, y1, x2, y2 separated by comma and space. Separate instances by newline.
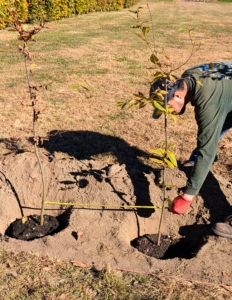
44, 201, 163, 209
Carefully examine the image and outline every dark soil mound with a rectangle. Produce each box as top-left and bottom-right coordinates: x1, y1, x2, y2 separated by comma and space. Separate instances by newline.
5, 215, 59, 241
131, 234, 179, 259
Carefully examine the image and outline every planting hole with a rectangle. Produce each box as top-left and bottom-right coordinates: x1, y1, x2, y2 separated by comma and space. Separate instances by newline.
5, 208, 72, 241
131, 232, 208, 260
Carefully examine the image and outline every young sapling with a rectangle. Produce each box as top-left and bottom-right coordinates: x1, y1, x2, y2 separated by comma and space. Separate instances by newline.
118, 2, 200, 246
9, 9, 48, 227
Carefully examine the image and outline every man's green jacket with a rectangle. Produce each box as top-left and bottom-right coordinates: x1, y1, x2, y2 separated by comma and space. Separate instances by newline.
182, 62, 232, 195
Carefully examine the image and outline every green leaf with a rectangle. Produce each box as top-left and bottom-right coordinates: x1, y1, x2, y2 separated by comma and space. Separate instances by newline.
156, 92, 165, 101
139, 101, 149, 108
133, 93, 148, 100
121, 102, 128, 109
159, 90, 168, 95
178, 26, 188, 33
164, 158, 175, 168
142, 26, 151, 35
128, 99, 139, 109
167, 142, 176, 147
152, 71, 164, 83
153, 71, 163, 77
162, 141, 176, 148
151, 75, 164, 86
142, 26, 150, 35
170, 114, 177, 123
153, 108, 163, 118
116, 101, 128, 109
153, 101, 165, 112
150, 148, 165, 156
167, 150, 177, 167
70, 83, 89, 91
78, 82, 90, 91
152, 98, 164, 106
70, 85, 78, 90
168, 74, 176, 81
115, 101, 124, 107
150, 54, 159, 64
167, 107, 174, 113
150, 158, 165, 166
134, 33, 147, 42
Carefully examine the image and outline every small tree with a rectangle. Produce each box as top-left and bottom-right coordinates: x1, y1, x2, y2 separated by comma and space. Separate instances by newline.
118, 2, 200, 246
9, 8, 47, 226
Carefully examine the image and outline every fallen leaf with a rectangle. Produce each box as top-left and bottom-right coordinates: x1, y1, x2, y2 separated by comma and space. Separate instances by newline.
22, 216, 28, 224
72, 261, 89, 268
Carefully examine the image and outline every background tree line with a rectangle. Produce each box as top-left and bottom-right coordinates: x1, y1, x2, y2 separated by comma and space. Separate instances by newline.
0, 0, 140, 28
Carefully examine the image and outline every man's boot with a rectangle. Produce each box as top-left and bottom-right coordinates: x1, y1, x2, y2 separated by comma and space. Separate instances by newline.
212, 215, 232, 238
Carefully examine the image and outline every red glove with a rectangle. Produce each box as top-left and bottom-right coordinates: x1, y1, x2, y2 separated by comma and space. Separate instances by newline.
169, 195, 192, 214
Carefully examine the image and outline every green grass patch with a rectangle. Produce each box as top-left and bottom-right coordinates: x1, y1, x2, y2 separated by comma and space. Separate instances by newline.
0, 250, 230, 299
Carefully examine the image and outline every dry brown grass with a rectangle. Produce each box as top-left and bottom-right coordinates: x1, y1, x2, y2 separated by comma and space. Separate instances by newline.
0, 250, 231, 299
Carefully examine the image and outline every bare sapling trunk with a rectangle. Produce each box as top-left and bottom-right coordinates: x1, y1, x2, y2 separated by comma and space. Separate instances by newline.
23, 50, 46, 226
10, 12, 47, 226
157, 82, 168, 246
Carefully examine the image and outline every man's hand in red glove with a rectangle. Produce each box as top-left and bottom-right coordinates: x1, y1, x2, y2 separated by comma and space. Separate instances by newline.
169, 194, 193, 214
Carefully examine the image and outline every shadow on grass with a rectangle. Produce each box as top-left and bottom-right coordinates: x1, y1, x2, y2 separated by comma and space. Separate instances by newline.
43, 130, 161, 218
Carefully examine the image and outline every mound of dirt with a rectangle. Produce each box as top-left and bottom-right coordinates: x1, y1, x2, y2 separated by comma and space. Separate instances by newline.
0, 151, 232, 285
6, 214, 59, 241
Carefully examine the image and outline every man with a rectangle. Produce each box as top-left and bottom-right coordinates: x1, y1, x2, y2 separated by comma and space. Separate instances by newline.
151, 62, 232, 238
